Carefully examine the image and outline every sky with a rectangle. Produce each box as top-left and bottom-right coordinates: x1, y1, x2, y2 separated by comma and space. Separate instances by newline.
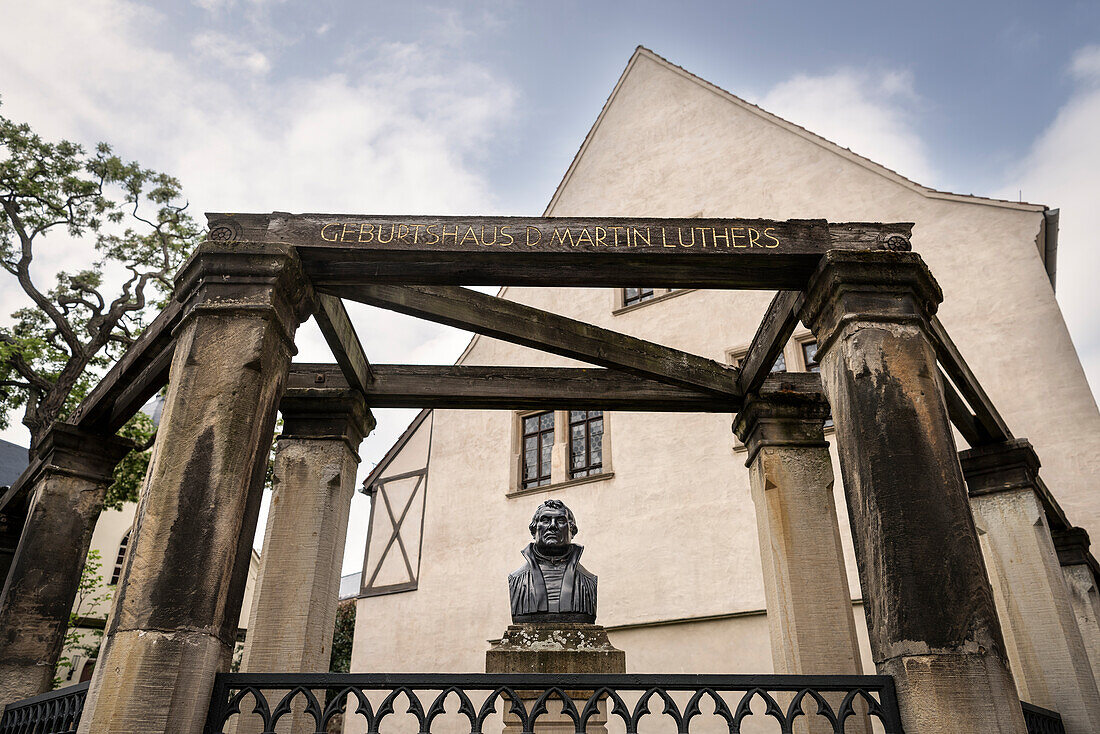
1, 0, 1099, 575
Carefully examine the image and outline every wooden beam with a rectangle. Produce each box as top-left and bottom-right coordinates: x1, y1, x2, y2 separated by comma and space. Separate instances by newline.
68, 298, 183, 433
329, 284, 740, 398
313, 293, 373, 392
736, 290, 803, 395
928, 316, 1012, 442
939, 368, 989, 448
288, 363, 739, 412
206, 213, 913, 290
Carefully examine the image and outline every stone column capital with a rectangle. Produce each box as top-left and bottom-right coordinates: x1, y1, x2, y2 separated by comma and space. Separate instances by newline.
800, 250, 943, 358
959, 438, 1041, 497
279, 387, 375, 459
1053, 526, 1095, 568
30, 423, 135, 486
172, 242, 316, 352
732, 372, 830, 466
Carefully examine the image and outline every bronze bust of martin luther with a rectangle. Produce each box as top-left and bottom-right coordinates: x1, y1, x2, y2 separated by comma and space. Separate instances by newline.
509, 499, 597, 623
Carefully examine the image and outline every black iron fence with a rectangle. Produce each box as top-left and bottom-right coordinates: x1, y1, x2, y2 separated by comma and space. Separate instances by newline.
1022, 701, 1067, 734
203, 673, 904, 734
0, 682, 88, 734
0, 674, 1069, 734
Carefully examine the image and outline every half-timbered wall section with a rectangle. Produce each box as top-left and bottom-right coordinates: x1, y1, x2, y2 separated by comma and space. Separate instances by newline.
361, 411, 432, 597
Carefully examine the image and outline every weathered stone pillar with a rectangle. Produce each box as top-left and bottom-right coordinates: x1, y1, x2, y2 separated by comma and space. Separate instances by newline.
961, 438, 1100, 733
1052, 528, 1100, 688
800, 250, 1026, 734
732, 372, 864, 680
77, 244, 313, 734
237, 387, 372, 732
965, 444, 1100, 733
0, 425, 133, 703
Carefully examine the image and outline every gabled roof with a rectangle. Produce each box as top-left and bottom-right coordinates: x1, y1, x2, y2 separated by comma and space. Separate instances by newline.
363, 46, 1054, 484
545, 46, 1047, 215
0, 438, 27, 489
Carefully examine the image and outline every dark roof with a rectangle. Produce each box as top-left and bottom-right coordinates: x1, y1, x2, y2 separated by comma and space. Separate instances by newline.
0, 438, 29, 489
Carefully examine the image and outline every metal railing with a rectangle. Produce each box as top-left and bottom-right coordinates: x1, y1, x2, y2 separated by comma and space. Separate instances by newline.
0, 682, 88, 734
203, 673, 904, 734
1022, 701, 1067, 734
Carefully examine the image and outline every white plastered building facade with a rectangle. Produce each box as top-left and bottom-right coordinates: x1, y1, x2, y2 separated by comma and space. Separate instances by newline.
349, 48, 1100, 682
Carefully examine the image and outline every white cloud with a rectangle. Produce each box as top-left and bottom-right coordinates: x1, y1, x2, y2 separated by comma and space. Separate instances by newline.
756, 68, 937, 186
1000, 47, 1100, 397
0, 0, 516, 456
1070, 45, 1100, 82
191, 31, 271, 74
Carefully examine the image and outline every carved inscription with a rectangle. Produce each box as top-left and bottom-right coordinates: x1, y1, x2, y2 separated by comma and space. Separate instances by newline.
317, 222, 783, 249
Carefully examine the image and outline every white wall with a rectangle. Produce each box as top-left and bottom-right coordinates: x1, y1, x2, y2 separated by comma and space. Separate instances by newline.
350, 49, 1100, 684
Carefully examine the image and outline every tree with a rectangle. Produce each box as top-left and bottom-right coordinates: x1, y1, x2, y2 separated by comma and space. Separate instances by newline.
329, 598, 356, 674
53, 548, 111, 688
0, 103, 201, 465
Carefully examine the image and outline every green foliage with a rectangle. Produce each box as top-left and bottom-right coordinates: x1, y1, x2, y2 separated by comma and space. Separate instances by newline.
105, 411, 156, 510
53, 549, 112, 688
0, 102, 201, 445
231, 642, 244, 673
329, 598, 356, 673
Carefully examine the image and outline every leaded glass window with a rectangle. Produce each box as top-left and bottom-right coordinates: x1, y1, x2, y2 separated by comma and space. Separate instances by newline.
569, 410, 603, 479
802, 341, 820, 373
522, 411, 554, 489
623, 288, 655, 306
110, 530, 130, 585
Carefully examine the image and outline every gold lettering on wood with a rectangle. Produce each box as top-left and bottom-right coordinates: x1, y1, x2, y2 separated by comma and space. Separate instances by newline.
315, 222, 784, 251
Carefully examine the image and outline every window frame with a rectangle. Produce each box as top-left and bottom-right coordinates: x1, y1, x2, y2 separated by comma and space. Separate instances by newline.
520, 410, 556, 490
110, 529, 130, 586
622, 287, 655, 307
568, 410, 604, 479
612, 287, 694, 315
510, 410, 613, 497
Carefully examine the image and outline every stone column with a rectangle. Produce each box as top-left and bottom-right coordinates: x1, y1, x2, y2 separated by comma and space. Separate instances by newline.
1052, 528, 1100, 688
732, 373, 864, 679
0, 425, 133, 703
238, 387, 373, 732
963, 440, 1100, 733
77, 244, 314, 734
800, 250, 1026, 734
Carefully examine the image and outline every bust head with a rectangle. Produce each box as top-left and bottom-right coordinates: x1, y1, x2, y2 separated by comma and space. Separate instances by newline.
529, 499, 578, 556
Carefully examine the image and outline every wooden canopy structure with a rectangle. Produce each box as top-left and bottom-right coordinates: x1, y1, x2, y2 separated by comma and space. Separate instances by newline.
0, 212, 1095, 734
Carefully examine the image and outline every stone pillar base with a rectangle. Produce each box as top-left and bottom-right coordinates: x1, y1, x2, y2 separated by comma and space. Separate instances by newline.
882, 653, 1028, 734
487, 622, 625, 734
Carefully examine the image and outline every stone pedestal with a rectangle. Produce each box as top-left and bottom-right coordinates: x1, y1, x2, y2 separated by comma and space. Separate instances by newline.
962, 439, 1100, 734
801, 250, 1026, 734
77, 245, 313, 734
237, 388, 373, 734
0, 424, 133, 704
487, 622, 625, 734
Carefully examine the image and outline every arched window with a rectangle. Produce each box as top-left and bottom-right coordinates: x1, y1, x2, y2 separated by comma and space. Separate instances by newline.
110, 530, 130, 585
